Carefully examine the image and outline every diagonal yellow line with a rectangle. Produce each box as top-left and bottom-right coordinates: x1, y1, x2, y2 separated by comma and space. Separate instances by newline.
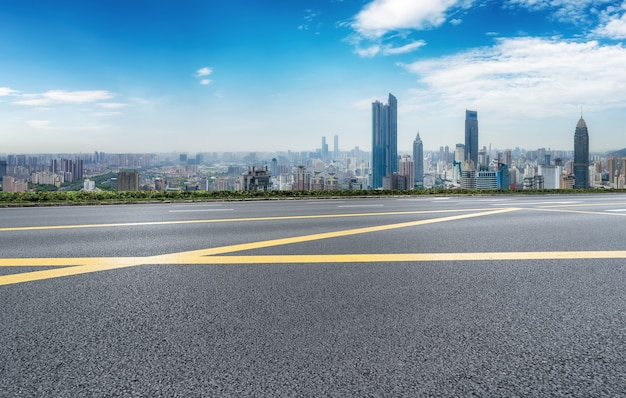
0, 208, 519, 286
0, 257, 147, 286
168, 208, 520, 258
0, 208, 508, 232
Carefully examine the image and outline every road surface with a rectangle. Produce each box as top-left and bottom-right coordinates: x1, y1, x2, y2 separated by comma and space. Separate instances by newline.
2, 194, 626, 396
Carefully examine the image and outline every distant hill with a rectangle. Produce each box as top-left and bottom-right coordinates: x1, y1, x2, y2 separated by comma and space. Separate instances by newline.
608, 148, 626, 157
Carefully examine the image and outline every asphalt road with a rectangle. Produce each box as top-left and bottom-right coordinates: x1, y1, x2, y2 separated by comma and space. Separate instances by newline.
2, 194, 626, 396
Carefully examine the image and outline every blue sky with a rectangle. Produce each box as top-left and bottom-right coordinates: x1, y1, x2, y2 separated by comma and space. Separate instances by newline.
1, 0, 625, 154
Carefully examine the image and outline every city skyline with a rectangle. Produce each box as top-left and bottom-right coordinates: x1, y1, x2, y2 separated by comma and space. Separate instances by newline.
2, 1, 626, 154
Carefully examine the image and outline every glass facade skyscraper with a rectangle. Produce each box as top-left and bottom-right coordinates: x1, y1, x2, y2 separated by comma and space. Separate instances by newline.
371, 93, 397, 189
413, 132, 423, 184
574, 117, 589, 188
465, 110, 478, 166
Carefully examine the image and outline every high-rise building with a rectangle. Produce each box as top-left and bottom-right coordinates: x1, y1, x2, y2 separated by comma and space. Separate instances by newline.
333, 134, 339, 159
372, 93, 398, 189
293, 166, 310, 191
503, 150, 512, 168
321, 136, 329, 160
399, 155, 414, 189
240, 166, 272, 191
465, 110, 479, 166
607, 157, 617, 187
0, 160, 7, 177
454, 144, 465, 183
573, 117, 589, 188
413, 132, 423, 184
118, 170, 139, 191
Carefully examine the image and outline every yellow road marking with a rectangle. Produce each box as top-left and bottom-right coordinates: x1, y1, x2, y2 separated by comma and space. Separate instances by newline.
530, 208, 626, 217
0, 208, 502, 232
537, 201, 626, 208
0, 257, 147, 286
0, 206, 617, 286
176, 208, 520, 257
170, 251, 626, 264
0, 208, 517, 285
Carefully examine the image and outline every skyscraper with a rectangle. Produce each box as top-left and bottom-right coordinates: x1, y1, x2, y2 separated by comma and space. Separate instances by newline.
413, 132, 423, 184
573, 116, 589, 188
399, 155, 414, 189
118, 170, 139, 191
465, 110, 478, 166
321, 136, 329, 160
372, 93, 398, 189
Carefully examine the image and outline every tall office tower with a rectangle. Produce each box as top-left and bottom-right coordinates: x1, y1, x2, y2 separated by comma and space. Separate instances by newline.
465, 110, 479, 165
333, 134, 339, 159
573, 117, 589, 188
608, 157, 617, 186
478, 146, 488, 169
399, 155, 414, 189
0, 160, 7, 177
118, 170, 139, 191
372, 93, 398, 188
413, 132, 424, 184
321, 136, 329, 159
455, 144, 465, 164
503, 150, 512, 167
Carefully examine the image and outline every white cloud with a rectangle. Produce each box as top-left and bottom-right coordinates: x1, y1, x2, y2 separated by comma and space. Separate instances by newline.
449, 18, 463, 25
194, 67, 213, 77
0, 87, 18, 96
399, 38, 626, 119
98, 102, 127, 109
355, 40, 426, 57
194, 67, 214, 85
505, 0, 615, 24
299, 9, 321, 32
15, 90, 114, 106
593, 2, 626, 39
382, 40, 426, 55
92, 111, 123, 117
355, 45, 381, 57
353, 0, 460, 39
26, 120, 52, 128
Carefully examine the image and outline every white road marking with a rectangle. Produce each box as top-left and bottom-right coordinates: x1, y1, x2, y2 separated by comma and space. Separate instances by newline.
491, 201, 579, 205
168, 209, 234, 213
303, 201, 347, 204
337, 205, 384, 208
